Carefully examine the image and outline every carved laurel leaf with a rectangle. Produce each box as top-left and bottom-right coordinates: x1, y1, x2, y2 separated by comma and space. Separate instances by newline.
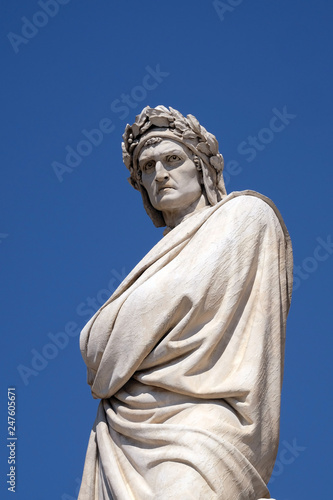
134, 107, 150, 127
122, 124, 131, 144
148, 108, 169, 118
196, 142, 211, 155
186, 114, 201, 135
150, 116, 170, 128
154, 105, 169, 113
174, 119, 188, 132
131, 123, 140, 138
183, 130, 198, 140
205, 133, 217, 154
140, 121, 152, 134
169, 107, 185, 121
210, 155, 223, 172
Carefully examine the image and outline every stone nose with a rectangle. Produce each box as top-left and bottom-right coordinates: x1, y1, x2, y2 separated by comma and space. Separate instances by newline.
155, 161, 169, 182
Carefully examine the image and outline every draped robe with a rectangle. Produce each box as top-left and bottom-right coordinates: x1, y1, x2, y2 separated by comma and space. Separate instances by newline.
78, 191, 293, 500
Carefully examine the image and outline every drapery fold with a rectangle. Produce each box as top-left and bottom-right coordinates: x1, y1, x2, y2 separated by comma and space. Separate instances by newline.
78, 191, 292, 500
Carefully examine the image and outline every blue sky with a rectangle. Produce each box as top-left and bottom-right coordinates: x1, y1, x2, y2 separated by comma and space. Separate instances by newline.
1, 1, 332, 498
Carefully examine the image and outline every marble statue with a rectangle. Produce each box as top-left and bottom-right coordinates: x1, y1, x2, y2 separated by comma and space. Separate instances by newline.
78, 106, 293, 500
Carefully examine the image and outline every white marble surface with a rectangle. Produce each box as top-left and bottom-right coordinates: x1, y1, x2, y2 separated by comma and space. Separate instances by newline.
79, 108, 292, 499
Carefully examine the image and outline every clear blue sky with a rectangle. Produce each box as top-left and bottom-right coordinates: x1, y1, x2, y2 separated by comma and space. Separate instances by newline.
1, 1, 332, 499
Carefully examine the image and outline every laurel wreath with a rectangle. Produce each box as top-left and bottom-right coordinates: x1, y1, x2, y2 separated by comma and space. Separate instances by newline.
122, 106, 224, 190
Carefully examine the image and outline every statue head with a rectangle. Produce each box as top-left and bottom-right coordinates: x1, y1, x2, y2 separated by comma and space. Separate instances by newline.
122, 105, 226, 227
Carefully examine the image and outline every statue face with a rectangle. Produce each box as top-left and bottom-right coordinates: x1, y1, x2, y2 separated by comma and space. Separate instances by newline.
139, 139, 203, 217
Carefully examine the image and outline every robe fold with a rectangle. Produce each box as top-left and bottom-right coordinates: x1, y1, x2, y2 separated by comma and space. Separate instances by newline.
78, 191, 293, 500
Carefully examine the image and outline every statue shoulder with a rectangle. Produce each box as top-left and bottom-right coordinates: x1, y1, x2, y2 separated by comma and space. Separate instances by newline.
217, 190, 288, 231
218, 190, 284, 225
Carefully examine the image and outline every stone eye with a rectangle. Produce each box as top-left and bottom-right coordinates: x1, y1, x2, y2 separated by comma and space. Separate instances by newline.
143, 161, 154, 171
168, 155, 180, 162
